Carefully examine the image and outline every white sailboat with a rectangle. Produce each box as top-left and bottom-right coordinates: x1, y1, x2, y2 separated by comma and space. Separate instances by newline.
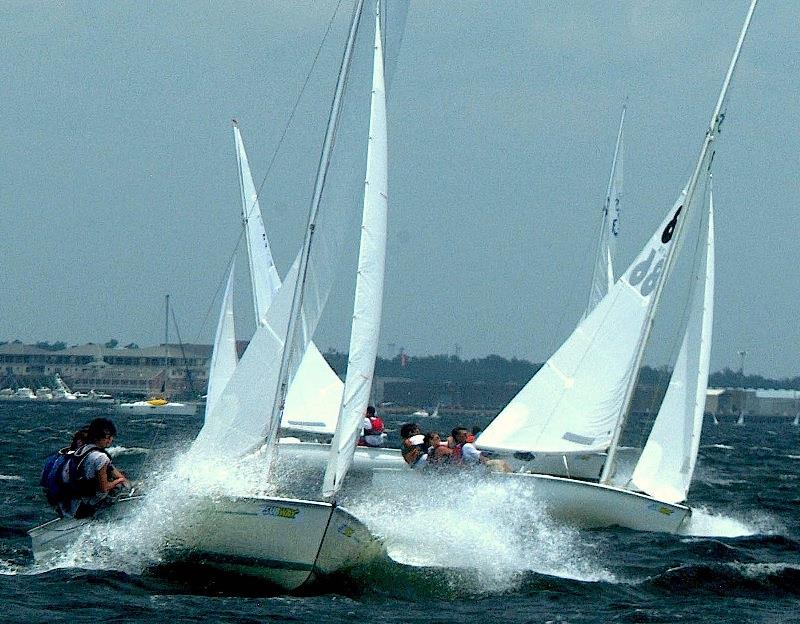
172, 0, 390, 589
31, 0, 393, 589
232, 103, 403, 472
475, 1, 757, 533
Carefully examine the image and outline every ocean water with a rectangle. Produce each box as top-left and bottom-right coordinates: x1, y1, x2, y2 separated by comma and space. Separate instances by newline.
1, 403, 799, 623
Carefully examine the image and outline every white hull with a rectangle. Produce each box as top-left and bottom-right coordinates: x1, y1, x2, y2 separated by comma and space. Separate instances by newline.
115, 401, 198, 416
279, 441, 611, 482
28, 494, 381, 592
169, 496, 382, 590
28, 495, 143, 560
372, 468, 690, 534
499, 473, 691, 533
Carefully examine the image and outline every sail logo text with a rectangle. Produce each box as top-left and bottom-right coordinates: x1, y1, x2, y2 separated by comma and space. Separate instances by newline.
261, 505, 300, 520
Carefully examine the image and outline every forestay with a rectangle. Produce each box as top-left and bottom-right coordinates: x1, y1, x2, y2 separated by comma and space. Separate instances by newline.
477, 190, 688, 455
630, 178, 715, 503
324, 2, 388, 498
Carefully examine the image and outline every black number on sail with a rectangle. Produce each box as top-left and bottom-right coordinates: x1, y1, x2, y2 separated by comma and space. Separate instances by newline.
661, 206, 683, 243
640, 258, 665, 297
629, 249, 655, 287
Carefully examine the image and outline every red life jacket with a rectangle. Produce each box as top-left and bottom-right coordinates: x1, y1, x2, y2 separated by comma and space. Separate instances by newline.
366, 415, 384, 434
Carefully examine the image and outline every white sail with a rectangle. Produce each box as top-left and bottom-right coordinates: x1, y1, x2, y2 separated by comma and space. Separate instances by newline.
630, 177, 715, 503
191, 257, 298, 457
585, 105, 625, 317
477, 190, 688, 455
204, 262, 238, 422
324, 3, 388, 498
264, 0, 367, 466
234, 123, 344, 435
234, 122, 281, 326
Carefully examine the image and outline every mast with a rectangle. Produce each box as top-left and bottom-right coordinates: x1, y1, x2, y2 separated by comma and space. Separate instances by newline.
163, 293, 169, 396
264, 0, 367, 472
600, 0, 758, 483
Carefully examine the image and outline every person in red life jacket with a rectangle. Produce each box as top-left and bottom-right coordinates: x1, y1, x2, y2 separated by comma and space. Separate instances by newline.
423, 431, 452, 467
400, 422, 427, 469
449, 426, 485, 466
358, 405, 386, 447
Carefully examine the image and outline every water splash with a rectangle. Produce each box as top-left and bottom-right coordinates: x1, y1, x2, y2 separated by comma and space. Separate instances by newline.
679, 506, 783, 537
341, 470, 615, 593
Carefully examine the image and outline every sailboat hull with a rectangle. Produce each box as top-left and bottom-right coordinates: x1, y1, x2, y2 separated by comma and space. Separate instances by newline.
28, 494, 144, 560
500, 473, 690, 533
170, 495, 383, 591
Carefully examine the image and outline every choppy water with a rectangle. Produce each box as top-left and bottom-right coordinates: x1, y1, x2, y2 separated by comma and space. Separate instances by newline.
1, 403, 799, 623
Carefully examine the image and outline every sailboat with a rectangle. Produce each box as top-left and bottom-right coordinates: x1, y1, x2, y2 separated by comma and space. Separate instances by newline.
166, 0, 390, 588
31, 0, 392, 589
115, 295, 198, 416
792, 412, 799, 427
473, 1, 757, 533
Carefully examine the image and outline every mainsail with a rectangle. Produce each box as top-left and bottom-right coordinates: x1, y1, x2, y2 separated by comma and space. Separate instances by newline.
324, 1, 388, 498
478, 0, 757, 477
630, 175, 715, 503
584, 104, 625, 318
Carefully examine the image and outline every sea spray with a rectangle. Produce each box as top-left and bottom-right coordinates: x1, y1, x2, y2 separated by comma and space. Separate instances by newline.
340, 469, 615, 592
679, 506, 784, 538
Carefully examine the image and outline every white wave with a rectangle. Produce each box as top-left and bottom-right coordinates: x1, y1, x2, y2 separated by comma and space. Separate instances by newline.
106, 446, 149, 457
0, 560, 19, 575
0, 475, 24, 482
724, 562, 800, 578
342, 470, 616, 592
704, 444, 734, 450
679, 506, 784, 537
786, 455, 800, 460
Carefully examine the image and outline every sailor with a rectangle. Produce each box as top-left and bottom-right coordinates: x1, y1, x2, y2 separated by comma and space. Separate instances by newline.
400, 422, 427, 469
64, 418, 129, 518
423, 431, 452, 467
449, 426, 485, 466
359, 405, 387, 447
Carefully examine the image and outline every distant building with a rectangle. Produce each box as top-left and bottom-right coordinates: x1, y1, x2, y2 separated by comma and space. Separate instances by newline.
706, 387, 800, 418
0, 342, 212, 399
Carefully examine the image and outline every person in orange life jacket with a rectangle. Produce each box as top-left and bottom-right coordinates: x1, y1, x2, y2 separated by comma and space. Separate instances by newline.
359, 405, 386, 448
65, 418, 129, 519
400, 422, 427, 469
449, 426, 485, 466
423, 431, 452, 467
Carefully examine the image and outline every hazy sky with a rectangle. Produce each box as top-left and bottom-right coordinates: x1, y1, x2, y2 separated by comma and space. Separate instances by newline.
2, 1, 798, 378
